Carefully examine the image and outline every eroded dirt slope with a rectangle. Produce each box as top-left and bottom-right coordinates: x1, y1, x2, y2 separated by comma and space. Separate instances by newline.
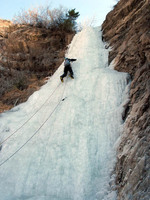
0, 20, 74, 112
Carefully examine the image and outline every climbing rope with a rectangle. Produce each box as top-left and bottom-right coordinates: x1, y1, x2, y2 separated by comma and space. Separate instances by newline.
0, 80, 67, 167
0, 82, 61, 147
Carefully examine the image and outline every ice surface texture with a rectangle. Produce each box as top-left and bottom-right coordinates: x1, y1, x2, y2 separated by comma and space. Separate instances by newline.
0, 27, 129, 200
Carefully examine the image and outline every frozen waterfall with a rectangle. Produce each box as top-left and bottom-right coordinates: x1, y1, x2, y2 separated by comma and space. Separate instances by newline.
0, 27, 129, 200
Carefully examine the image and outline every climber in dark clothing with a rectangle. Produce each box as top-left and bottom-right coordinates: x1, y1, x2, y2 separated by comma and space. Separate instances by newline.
60, 57, 77, 82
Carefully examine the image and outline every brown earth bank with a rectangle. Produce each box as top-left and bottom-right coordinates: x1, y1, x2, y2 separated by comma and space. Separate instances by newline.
102, 0, 150, 199
0, 19, 74, 113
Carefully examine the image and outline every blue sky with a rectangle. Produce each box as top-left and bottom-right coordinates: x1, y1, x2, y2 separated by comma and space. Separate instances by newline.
0, 0, 117, 26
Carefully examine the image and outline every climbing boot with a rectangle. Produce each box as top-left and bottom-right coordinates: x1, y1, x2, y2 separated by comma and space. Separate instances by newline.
70, 75, 74, 79
60, 76, 64, 82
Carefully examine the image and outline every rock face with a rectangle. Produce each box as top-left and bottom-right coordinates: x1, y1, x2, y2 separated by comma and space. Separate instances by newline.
0, 20, 74, 112
0, 19, 12, 37
102, 0, 150, 199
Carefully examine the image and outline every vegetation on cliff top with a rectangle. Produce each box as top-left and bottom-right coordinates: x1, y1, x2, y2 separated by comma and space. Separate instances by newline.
13, 6, 80, 32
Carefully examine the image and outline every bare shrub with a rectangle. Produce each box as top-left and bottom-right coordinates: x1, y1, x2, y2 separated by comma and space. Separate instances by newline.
13, 71, 28, 90
13, 5, 79, 32
0, 74, 14, 97
0, 69, 28, 98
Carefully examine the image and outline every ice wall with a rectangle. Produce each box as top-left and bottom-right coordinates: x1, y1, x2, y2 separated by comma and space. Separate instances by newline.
0, 27, 129, 200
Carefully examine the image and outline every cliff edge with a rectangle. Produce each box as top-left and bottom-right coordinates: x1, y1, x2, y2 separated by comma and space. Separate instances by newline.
102, 0, 150, 199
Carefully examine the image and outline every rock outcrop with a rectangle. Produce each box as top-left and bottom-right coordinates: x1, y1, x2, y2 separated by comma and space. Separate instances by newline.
0, 19, 12, 37
0, 20, 74, 112
102, 0, 150, 199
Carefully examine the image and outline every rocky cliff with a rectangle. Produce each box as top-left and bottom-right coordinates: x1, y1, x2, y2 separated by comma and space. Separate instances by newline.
0, 20, 74, 112
102, 0, 150, 199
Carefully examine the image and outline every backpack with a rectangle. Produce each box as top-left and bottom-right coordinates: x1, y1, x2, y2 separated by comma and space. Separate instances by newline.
64, 59, 70, 66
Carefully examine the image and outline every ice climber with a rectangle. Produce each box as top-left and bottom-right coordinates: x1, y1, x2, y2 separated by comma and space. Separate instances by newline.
60, 57, 77, 82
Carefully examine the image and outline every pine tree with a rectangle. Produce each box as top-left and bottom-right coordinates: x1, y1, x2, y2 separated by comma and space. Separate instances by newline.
65, 9, 80, 32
